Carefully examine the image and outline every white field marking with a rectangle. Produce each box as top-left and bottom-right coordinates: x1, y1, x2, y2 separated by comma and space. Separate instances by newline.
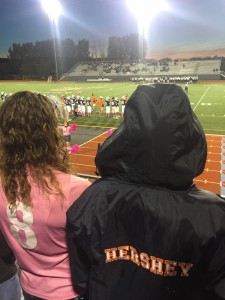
80, 131, 108, 146
204, 169, 221, 173
204, 129, 225, 133
208, 151, 223, 155
208, 139, 222, 142
196, 114, 225, 118
201, 103, 212, 105
193, 85, 212, 111
207, 145, 222, 149
194, 179, 221, 185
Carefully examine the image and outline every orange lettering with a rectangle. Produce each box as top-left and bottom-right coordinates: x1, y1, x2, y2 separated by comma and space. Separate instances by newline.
179, 262, 193, 277
140, 252, 150, 270
118, 246, 130, 260
164, 260, 177, 276
130, 246, 140, 266
150, 256, 164, 276
104, 248, 118, 263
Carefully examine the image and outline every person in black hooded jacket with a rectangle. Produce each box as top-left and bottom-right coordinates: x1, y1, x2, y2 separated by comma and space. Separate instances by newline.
0, 231, 21, 299
66, 84, 225, 300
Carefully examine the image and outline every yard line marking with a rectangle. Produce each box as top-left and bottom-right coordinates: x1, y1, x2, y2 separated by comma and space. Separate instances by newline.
80, 131, 107, 146
196, 115, 225, 118
193, 85, 212, 111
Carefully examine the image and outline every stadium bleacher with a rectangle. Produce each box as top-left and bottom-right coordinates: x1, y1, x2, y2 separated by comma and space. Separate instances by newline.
61, 59, 222, 81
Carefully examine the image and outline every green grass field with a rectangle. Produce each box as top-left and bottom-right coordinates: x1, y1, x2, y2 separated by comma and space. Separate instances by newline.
0, 80, 225, 134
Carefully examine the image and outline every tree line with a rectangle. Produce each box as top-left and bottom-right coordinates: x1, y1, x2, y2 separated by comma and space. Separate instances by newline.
0, 33, 147, 80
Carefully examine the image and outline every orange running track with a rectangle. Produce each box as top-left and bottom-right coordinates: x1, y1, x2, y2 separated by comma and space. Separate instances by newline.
69, 133, 225, 198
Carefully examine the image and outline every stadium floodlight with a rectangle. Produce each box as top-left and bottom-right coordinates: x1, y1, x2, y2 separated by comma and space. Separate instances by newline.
126, 0, 169, 22
126, 0, 170, 59
41, 0, 62, 81
41, 0, 62, 23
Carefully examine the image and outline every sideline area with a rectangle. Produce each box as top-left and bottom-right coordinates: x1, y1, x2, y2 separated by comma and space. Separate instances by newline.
69, 128, 225, 198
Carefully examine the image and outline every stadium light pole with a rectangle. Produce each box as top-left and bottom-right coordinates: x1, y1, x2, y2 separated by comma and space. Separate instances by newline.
53, 37, 59, 81
41, 0, 62, 81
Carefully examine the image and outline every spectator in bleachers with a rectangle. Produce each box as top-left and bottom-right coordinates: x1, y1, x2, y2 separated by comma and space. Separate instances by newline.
67, 84, 225, 300
0, 91, 90, 300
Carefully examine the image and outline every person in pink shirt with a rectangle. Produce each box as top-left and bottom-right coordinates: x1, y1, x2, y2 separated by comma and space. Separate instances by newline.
63, 121, 72, 150
0, 91, 91, 300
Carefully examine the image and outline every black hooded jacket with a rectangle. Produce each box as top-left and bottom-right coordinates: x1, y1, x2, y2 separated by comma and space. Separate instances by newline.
67, 84, 225, 300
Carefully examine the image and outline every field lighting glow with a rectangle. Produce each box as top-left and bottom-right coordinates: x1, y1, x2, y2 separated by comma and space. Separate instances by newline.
127, 0, 169, 18
41, 0, 62, 22
126, 0, 170, 28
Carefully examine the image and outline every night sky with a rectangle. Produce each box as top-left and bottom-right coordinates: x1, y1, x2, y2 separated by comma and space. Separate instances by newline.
0, 0, 225, 59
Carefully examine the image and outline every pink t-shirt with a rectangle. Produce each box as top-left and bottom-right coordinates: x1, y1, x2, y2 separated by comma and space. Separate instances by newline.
0, 171, 91, 299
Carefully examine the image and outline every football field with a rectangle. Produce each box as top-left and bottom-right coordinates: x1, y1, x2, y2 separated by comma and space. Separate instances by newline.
1, 80, 225, 134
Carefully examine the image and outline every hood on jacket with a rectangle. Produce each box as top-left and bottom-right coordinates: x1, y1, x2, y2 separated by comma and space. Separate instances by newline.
95, 84, 207, 189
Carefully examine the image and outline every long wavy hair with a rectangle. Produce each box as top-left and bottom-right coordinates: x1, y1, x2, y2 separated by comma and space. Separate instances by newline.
0, 91, 72, 212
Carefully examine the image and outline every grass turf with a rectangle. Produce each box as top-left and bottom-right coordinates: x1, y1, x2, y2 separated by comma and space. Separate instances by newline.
0, 80, 225, 134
